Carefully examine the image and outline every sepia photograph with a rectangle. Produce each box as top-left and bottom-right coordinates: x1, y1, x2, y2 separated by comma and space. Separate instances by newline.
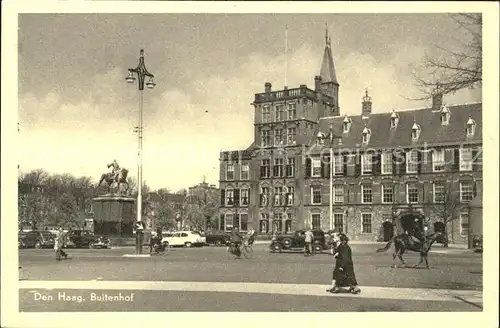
1, 1, 499, 327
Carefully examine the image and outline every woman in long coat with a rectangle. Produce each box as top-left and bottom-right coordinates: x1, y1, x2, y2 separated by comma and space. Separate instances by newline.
327, 233, 361, 294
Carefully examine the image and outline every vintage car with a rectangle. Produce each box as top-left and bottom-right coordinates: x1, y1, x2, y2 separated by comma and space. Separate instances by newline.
161, 231, 205, 248
66, 230, 110, 249
270, 230, 326, 253
204, 231, 231, 246
18, 230, 55, 249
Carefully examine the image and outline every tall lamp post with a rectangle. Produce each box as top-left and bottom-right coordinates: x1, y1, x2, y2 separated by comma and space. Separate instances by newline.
317, 123, 342, 231
126, 49, 156, 254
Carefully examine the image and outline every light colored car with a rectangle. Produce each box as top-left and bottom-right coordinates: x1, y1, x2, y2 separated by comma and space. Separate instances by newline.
161, 231, 205, 248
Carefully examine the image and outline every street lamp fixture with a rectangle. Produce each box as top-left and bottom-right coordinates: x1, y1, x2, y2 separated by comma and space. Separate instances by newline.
126, 48, 156, 255
316, 123, 343, 232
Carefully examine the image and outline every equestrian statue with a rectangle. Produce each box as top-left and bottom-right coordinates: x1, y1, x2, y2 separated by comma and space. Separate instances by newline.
97, 160, 129, 194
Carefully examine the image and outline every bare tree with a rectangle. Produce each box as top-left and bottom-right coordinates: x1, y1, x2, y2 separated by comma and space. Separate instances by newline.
429, 181, 460, 247
411, 13, 482, 100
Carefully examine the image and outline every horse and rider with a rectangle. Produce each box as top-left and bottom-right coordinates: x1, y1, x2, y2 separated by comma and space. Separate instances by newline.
97, 160, 129, 193
377, 216, 445, 269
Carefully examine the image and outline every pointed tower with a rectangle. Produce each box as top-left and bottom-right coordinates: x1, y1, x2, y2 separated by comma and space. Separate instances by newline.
318, 25, 340, 115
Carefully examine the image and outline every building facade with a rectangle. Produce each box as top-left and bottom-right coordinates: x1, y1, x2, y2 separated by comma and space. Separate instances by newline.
218, 31, 482, 244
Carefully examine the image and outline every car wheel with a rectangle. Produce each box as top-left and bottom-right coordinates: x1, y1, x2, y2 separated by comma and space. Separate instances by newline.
313, 244, 323, 253
271, 243, 282, 253
34, 241, 42, 249
282, 238, 292, 248
185, 242, 192, 248
88, 241, 95, 249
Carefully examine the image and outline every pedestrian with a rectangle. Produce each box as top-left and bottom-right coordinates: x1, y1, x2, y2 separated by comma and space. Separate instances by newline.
54, 226, 68, 260
304, 228, 314, 256
229, 227, 243, 258
327, 233, 361, 294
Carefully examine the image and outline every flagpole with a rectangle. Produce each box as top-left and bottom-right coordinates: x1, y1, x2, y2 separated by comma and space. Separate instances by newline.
285, 25, 288, 88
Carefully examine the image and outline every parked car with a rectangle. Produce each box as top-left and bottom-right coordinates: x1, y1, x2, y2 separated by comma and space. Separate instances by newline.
18, 232, 28, 248
270, 230, 326, 253
66, 230, 110, 249
472, 235, 483, 253
161, 231, 205, 247
205, 231, 231, 246
18, 230, 55, 249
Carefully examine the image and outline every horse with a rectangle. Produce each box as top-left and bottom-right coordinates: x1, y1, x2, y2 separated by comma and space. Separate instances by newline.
376, 232, 445, 269
97, 168, 129, 193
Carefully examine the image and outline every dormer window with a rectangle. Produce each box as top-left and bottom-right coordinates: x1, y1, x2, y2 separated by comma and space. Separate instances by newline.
390, 110, 399, 129
343, 115, 352, 133
466, 116, 476, 136
440, 104, 451, 125
362, 127, 371, 144
316, 132, 326, 145
411, 121, 421, 141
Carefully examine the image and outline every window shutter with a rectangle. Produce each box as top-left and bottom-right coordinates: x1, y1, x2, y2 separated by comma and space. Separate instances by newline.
342, 155, 348, 176
323, 156, 331, 178
305, 158, 312, 178
392, 152, 398, 175
234, 189, 240, 207
399, 152, 406, 175
260, 166, 265, 178
417, 150, 422, 174
220, 190, 225, 206
233, 215, 240, 230
355, 155, 361, 177
452, 148, 460, 172
473, 182, 477, 197
219, 214, 225, 231
320, 158, 326, 178
373, 153, 381, 175
472, 149, 480, 172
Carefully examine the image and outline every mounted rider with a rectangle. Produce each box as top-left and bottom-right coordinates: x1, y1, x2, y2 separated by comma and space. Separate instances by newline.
408, 218, 426, 248
108, 159, 121, 182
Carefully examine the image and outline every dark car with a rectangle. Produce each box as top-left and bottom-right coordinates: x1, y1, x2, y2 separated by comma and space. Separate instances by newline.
203, 231, 231, 246
472, 235, 483, 253
19, 231, 55, 249
270, 230, 326, 253
67, 230, 110, 249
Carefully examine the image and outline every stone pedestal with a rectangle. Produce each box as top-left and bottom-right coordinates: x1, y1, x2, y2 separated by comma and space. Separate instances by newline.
92, 194, 135, 246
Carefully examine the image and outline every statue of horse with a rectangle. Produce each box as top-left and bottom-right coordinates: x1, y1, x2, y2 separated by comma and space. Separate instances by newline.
97, 168, 129, 194
376, 232, 445, 269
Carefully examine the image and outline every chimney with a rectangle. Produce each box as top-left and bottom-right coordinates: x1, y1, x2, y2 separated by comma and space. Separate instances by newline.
314, 76, 322, 91
265, 82, 272, 93
362, 89, 372, 117
432, 93, 443, 112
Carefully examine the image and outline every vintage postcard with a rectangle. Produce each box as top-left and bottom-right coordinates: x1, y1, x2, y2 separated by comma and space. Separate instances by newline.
1, 1, 498, 328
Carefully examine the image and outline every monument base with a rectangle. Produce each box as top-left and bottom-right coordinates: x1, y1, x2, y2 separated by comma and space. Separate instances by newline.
92, 194, 135, 239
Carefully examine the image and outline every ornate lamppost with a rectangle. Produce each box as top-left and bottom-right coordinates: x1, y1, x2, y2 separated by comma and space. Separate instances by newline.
126, 49, 156, 254
317, 123, 343, 231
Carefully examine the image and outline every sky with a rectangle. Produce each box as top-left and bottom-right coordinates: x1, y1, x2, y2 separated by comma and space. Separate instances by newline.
18, 13, 482, 191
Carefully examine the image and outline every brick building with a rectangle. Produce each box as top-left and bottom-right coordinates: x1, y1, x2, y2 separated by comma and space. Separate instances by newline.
218, 31, 482, 244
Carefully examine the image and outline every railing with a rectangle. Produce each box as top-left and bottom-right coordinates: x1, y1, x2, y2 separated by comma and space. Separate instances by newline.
254, 86, 318, 102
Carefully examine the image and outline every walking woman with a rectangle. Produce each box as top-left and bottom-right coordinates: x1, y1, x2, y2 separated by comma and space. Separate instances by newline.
54, 227, 68, 260
327, 233, 361, 294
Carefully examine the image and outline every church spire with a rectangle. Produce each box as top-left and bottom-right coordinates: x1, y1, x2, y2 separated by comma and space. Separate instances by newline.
319, 24, 338, 84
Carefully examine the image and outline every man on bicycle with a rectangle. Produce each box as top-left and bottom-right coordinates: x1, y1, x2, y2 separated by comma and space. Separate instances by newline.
229, 227, 243, 258
246, 228, 256, 246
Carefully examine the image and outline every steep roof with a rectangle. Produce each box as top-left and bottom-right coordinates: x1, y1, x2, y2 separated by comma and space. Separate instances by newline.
319, 38, 338, 84
310, 103, 482, 149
